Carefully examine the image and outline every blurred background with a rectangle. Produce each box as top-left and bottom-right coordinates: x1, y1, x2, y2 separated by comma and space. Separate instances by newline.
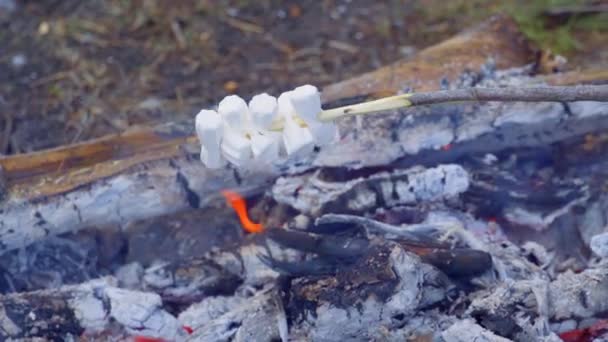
1, 0, 607, 155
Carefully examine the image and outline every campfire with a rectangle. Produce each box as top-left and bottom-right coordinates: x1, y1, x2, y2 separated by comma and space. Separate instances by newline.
0, 16, 607, 342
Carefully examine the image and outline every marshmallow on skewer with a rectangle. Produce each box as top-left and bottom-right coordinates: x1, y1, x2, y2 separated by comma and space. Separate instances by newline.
289, 85, 322, 124
195, 109, 224, 169
221, 127, 252, 168
251, 132, 280, 163
248, 93, 281, 163
249, 93, 278, 130
218, 95, 250, 132
278, 91, 315, 157
289, 85, 338, 147
217, 94, 255, 167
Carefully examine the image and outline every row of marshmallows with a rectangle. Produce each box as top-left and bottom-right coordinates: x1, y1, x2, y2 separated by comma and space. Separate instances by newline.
194, 85, 338, 169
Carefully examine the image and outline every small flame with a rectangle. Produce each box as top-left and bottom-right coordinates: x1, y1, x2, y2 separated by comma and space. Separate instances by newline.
221, 190, 265, 233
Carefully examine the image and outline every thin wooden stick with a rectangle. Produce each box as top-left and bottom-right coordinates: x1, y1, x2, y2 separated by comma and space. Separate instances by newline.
319, 85, 608, 121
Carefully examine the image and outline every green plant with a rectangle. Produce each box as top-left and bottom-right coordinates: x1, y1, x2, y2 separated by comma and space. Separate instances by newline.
507, 0, 608, 54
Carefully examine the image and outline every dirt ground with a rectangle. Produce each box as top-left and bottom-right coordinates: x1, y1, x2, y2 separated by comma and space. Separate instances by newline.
1, 0, 606, 154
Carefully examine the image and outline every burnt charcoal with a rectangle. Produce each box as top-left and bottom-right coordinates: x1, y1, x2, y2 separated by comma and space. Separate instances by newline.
258, 253, 339, 277
419, 248, 492, 278
265, 228, 370, 260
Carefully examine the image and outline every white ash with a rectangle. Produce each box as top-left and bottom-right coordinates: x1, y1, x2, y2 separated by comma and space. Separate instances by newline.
590, 230, 608, 258
238, 244, 283, 285
115, 262, 144, 289
549, 266, 608, 320
579, 196, 608, 247
66, 278, 186, 340
272, 164, 470, 215
186, 288, 285, 342
397, 115, 454, 154
178, 294, 248, 328
441, 319, 513, 342
213, 241, 300, 286
468, 263, 608, 339
493, 102, 563, 127
570, 101, 608, 119
104, 286, 182, 339
520, 241, 553, 270
384, 310, 455, 341
394, 164, 469, 202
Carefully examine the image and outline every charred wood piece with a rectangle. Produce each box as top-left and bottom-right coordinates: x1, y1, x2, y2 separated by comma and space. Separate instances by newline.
260, 215, 492, 280
282, 244, 450, 341
140, 236, 300, 305
0, 278, 187, 341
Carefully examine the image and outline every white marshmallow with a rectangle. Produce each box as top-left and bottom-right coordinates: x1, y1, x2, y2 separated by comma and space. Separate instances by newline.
195, 109, 224, 168
195, 109, 222, 145
249, 93, 278, 130
221, 127, 252, 168
282, 114, 315, 157
200, 145, 224, 169
277, 91, 296, 116
218, 95, 250, 131
251, 132, 280, 163
289, 84, 322, 125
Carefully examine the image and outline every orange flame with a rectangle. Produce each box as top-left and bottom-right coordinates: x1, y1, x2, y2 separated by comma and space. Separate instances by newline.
221, 190, 265, 233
